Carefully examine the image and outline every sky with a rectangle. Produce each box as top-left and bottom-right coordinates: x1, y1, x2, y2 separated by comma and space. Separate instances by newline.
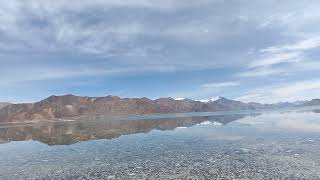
1, 0, 320, 103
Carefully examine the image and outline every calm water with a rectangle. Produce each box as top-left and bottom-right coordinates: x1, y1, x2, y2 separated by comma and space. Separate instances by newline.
1, 107, 320, 179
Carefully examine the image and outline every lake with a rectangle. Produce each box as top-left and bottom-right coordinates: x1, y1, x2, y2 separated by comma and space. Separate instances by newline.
1, 107, 320, 179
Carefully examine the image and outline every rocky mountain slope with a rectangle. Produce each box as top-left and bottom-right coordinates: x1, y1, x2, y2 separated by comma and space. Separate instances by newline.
0, 103, 10, 110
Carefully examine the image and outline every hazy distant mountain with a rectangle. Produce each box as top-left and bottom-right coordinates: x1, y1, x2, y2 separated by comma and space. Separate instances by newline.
207, 97, 258, 111
300, 99, 320, 107
0, 95, 318, 123
0, 103, 10, 110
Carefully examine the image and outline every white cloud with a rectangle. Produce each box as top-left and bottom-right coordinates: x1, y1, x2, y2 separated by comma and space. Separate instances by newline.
169, 81, 240, 100
257, 12, 297, 29
240, 35, 320, 78
260, 36, 320, 53
1, 1, 320, 102
0, 64, 178, 88
238, 67, 284, 77
240, 58, 320, 79
236, 79, 320, 103
202, 81, 240, 88
272, 80, 320, 97
248, 52, 301, 68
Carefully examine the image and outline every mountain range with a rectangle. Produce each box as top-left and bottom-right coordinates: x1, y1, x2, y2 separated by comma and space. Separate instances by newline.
0, 94, 319, 123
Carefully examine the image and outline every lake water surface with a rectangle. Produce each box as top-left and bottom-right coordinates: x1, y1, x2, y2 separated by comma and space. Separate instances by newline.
1, 107, 320, 179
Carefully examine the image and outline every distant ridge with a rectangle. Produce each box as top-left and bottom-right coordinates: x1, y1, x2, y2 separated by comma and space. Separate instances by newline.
0, 95, 319, 122
300, 99, 320, 107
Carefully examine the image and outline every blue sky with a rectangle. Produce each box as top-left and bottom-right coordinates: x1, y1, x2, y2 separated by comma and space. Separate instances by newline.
1, 0, 320, 103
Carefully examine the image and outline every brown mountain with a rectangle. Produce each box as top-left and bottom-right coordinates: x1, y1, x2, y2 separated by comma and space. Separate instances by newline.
0, 95, 210, 122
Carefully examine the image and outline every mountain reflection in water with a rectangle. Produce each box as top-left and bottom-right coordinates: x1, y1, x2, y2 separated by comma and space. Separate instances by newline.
0, 114, 248, 145
1, 109, 320, 180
